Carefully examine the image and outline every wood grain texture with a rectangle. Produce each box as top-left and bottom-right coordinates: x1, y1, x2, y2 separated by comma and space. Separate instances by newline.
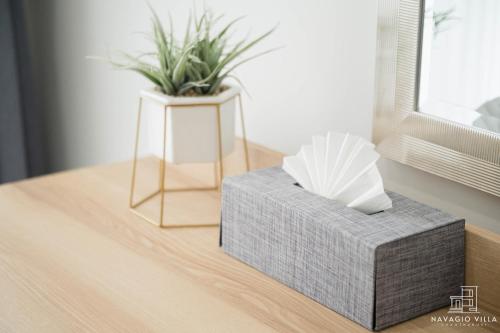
465, 224, 500, 317
0, 140, 498, 332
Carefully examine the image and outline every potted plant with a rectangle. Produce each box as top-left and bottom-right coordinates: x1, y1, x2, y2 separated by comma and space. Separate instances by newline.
104, 7, 276, 163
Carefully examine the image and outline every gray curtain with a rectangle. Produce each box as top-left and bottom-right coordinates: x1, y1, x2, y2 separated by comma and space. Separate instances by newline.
0, 0, 46, 183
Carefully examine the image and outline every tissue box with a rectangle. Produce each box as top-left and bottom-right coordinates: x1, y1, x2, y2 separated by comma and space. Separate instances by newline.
219, 167, 464, 331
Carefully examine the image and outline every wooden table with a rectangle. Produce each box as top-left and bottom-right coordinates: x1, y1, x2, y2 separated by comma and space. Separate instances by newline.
0, 154, 499, 332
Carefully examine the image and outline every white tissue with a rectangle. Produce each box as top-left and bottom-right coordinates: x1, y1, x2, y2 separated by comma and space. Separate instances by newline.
282, 131, 392, 214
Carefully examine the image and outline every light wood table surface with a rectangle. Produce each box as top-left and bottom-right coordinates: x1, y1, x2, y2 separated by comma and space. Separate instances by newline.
0, 154, 498, 332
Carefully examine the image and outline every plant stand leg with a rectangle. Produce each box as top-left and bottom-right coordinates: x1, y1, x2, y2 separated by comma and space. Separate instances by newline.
215, 104, 224, 189
238, 93, 250, 172
130, 95, 247, 228
129, 97, 143, 208
214, 162, 219, 190
158, 105, 168, 227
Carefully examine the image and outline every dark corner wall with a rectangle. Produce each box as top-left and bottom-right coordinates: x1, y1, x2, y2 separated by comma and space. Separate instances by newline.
0, 0, 47, 184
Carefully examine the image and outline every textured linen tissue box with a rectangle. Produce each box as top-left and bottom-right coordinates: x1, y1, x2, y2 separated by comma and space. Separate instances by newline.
219, 167, 465, 331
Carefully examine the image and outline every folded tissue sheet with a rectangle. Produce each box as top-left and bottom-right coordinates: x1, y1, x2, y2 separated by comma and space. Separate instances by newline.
282, 131, 392, 214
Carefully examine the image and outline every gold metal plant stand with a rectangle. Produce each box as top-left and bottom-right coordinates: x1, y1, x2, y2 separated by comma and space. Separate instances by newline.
129, 94, 250, 228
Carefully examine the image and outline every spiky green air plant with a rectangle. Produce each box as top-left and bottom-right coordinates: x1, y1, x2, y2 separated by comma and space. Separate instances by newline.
431, 7, 459, 38
109, 6, 276, 96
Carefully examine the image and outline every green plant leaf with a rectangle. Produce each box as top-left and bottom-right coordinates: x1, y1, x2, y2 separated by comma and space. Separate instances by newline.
91, 5, 278, 96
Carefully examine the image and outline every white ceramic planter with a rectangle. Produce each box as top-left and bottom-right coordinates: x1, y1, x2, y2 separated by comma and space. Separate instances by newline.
140, 85, 240, 164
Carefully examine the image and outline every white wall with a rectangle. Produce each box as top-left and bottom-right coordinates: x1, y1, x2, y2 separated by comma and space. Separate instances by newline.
26, 0, 500, 234
26, 0, 378, 169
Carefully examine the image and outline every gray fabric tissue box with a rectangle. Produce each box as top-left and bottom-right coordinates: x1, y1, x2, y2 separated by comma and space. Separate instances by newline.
219, 167, 464, 331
